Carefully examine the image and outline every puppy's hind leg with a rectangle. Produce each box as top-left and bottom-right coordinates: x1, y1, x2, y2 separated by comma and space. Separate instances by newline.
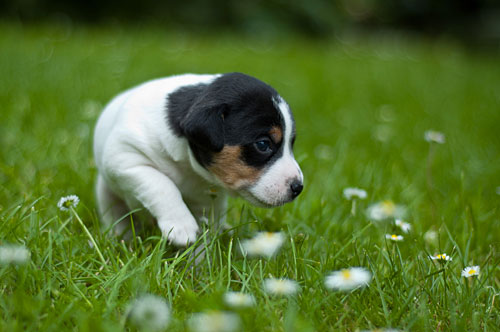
96, 175, 129, 236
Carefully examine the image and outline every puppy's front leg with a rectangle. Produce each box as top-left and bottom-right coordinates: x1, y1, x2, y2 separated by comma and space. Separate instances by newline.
116, 164, 199, 246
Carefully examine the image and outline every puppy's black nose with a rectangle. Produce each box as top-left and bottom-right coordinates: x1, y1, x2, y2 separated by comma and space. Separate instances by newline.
290, 180, 303, 198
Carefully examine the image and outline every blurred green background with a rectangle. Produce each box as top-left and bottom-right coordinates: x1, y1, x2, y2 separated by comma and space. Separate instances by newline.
3, 0, 500, 47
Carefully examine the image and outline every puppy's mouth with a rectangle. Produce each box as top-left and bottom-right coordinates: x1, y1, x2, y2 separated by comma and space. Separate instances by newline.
237, 189, 294, 208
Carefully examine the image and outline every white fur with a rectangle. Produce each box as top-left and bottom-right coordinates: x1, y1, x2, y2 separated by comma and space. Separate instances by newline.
94, 74, 302, 246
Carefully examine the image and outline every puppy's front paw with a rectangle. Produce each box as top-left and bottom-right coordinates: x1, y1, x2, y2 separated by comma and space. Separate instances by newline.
158, 219, 199, 247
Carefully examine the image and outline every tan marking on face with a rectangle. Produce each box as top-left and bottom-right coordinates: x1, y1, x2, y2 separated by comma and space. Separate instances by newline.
208, 146, 262, 190
269, 126, 283, 144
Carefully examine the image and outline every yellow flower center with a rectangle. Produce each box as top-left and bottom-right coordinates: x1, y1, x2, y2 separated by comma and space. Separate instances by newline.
207, 187, 218, 197
341, 269, 352, 280
381, 200, 396, 215
265, 232, 273, 238
468, 269, 476, 275
275, 281, 286, 292
391, 234, 398, 239
210, 314, 225, 330
63, 200, 74, 208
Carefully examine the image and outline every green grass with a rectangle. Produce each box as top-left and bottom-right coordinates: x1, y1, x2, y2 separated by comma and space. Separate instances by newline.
1, 22, 500, 331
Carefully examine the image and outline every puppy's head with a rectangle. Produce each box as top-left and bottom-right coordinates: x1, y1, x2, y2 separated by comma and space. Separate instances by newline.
171, 72, 303, 207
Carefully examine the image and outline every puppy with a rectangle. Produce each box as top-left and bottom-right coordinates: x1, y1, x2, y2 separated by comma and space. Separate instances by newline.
93, 72, 303, 246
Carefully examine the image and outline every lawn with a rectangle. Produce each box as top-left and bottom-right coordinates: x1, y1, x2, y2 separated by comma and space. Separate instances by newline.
1, 22, 500, 331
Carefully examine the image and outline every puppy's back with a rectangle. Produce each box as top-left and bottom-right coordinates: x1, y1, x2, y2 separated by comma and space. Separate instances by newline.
93, 74, 219, 169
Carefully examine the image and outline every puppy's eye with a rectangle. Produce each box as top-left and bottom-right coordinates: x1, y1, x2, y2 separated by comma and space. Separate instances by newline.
254, 139, 272, 153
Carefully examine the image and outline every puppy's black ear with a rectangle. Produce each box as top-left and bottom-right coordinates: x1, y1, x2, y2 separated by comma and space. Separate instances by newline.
180, 103, 226, 152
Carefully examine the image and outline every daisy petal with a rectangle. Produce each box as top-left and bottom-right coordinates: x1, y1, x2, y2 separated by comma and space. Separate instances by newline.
325, 267, 372, 291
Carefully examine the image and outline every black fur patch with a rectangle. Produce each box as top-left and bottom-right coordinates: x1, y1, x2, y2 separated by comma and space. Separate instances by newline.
166, 72, 293, 169
167, 83, 209, 137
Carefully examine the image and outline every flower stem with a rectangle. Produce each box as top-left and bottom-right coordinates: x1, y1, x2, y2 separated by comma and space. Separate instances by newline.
350, 199, 357, 216
71, 207, 107, 266
426, 143, 438, 220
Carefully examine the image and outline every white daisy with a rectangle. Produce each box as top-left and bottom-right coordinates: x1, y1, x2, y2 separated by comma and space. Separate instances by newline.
81, 100, 102, 118
429, 253, 452, 262
57, 195, 80, 211
263, 278, 300, 296
205, 187, 219, 198
127, 294, 170, 331
424, 229, 438, 244
199, 216, 210, 224
461, 266, 480, 278
424, 130, 445, 144
395, 219, 411, 233
188, 311, 240, 332
343, 187, 368, 200
314, 144, 334, 160
325, 267, 372, 291
223, 291, 255, 308
367, 200, 405, 221
385, 234, 404, 242
0, 244, 30, 265
241, 232, 285, 258
373, 124, 393, 142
